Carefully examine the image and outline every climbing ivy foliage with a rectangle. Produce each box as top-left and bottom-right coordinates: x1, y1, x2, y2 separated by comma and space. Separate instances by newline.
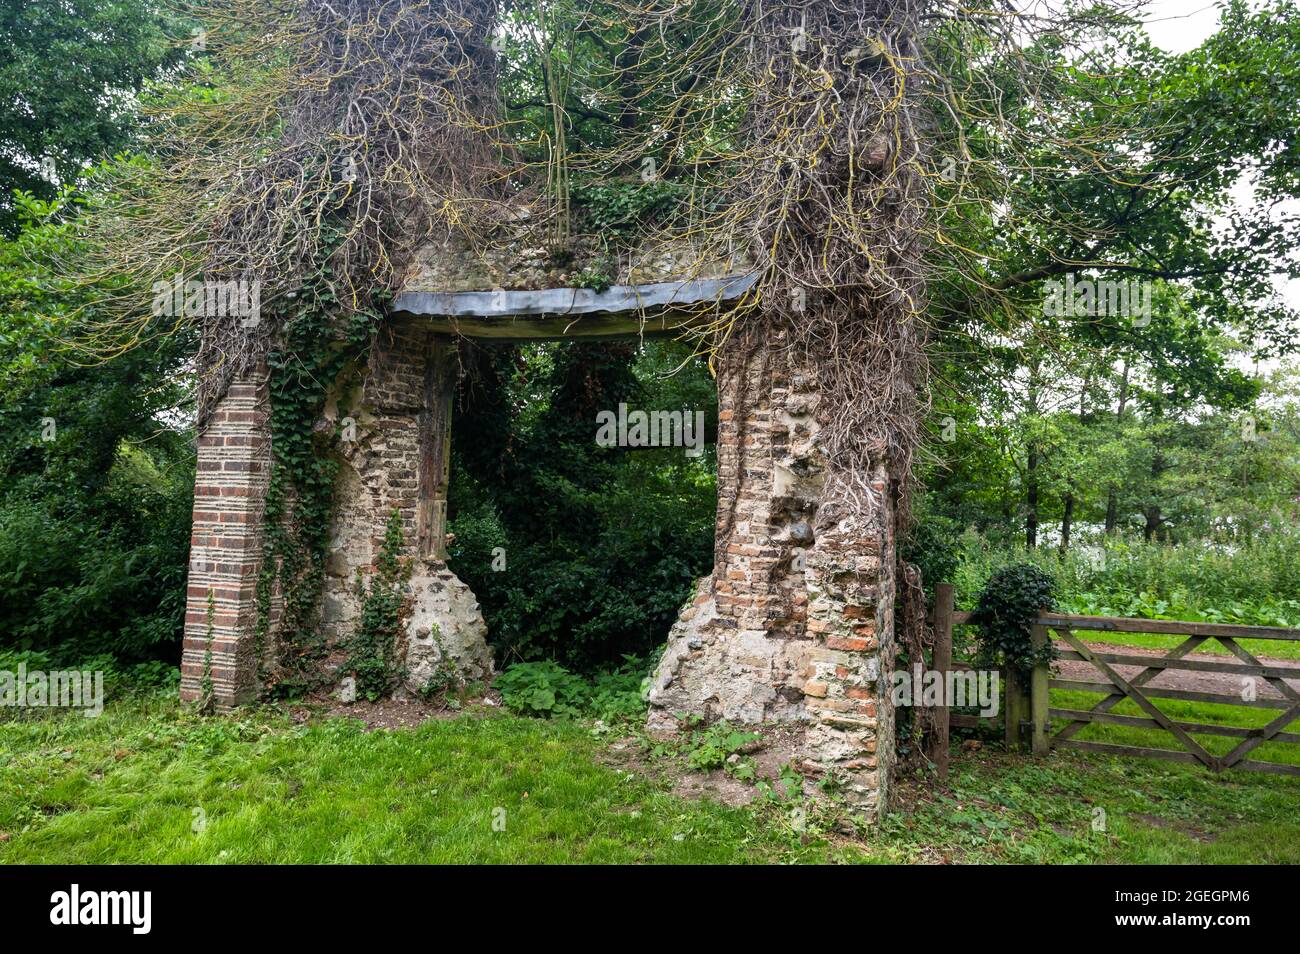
971, 564, 1057, 677
255, 252, 379, 698
569, 181, 689, 239
199, 590, 216, 714
347, 510, 412, 702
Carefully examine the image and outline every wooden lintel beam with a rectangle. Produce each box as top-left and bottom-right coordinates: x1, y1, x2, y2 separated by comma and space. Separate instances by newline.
389, 307, 707, 341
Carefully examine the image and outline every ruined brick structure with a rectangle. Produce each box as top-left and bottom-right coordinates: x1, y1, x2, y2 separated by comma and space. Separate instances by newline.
181, 320, 493, 705
180, 263, 898, 818
645, 326, 897, 816
317, 320, 494, 691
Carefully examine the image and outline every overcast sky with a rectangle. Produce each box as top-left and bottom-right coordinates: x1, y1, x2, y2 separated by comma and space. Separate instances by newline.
1142, 0, 1222, 50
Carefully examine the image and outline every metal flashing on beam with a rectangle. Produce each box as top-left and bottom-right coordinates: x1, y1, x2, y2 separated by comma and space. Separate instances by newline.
390, 273, 759, 319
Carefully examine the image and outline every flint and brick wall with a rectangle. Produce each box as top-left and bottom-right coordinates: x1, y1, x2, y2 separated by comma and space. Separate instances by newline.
800, 466, 897, 811
318, 319, 456, 644
648, 326, 896, 817
181, 322, 490, 706
312, 319, 493, 686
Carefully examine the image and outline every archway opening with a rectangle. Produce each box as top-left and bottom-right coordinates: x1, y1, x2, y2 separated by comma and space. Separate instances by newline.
446, 336, 719, 672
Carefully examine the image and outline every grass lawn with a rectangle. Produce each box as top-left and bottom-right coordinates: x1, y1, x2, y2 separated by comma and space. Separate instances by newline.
3, 693, 1299, 864
1051, 687, 1300, 767
888, 751, 1300, 864
0, 697, 822, 864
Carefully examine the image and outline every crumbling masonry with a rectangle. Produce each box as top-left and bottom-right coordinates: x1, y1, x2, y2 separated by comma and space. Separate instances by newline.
646, 325, 896, 814
181, 264, 898, 818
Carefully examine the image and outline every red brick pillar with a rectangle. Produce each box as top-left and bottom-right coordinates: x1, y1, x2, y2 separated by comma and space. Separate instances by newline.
180, 373, 272, 706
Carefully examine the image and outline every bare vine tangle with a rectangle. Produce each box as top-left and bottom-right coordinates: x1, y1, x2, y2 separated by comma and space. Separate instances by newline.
64, 0, 1156, 510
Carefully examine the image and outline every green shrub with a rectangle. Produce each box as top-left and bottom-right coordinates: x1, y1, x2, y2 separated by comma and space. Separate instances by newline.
587, 656, 652, 722
970, 563, 1056, 676
901, 509, 962, 600
0, 648, 179, 709
0, 211, 194, 672
0, 448, 192, 666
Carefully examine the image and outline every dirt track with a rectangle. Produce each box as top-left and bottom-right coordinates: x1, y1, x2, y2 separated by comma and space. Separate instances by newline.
1053, 641, 1300, 701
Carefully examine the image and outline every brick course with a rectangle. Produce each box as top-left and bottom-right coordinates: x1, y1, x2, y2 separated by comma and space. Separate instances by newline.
179, 371, 272, 706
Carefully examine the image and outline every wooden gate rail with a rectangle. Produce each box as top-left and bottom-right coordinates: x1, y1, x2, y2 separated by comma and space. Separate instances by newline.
1037, 612, 1300, 776
923, 591, 1300, 778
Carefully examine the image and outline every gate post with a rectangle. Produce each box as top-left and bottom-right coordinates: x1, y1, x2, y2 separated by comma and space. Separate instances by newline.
928, 583, 954, 779
1004, 665, 1025, 751
1030, 619, 1051, 756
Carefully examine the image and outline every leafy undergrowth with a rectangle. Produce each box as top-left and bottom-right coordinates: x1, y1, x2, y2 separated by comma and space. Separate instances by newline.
885, 744, 1300, 864
2, 695, 1297, 864
1058, 583, 1300, 629
1056, 591, 1300, 661
493, 657, 647, 721
1070, 626, 1300, 660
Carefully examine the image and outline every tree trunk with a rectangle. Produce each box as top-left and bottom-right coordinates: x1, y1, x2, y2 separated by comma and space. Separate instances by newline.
1143, 505, 1162, 542
1026, 361, 1040, 548
1026, 444, 1039, 548
1105, 358, 1130, 535
1060, 492, 1074, 553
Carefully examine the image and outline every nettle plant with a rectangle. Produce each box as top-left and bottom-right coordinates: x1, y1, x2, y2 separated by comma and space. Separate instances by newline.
495, 657, 648, 721
970, 563, 1056, 677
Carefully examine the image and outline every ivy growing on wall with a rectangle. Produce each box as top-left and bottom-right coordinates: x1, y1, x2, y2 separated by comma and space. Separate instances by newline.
254, 248, 380, 698
199, 590, 216, 713
347, 510, 413, 701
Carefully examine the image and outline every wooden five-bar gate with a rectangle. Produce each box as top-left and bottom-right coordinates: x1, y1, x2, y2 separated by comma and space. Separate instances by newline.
925, 583, 1300, 779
